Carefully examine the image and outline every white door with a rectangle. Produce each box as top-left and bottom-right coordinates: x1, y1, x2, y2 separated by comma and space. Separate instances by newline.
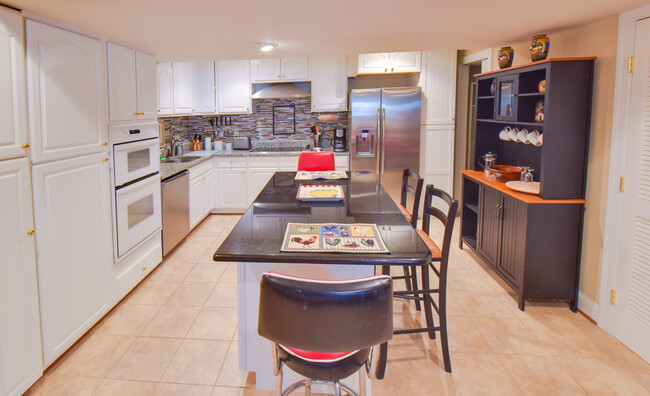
0, 7, 28, 161
32, 152, 113, 366
26, 20, 107, 164
173, 62, 194, 114
136, 51, 157, 120
251, 58, 280, 82
193, 61, 216, 114
157, 62, 173, 116
107, 42, 137, 122
281, 57, 309, 81
389, 52, 421, 73
217, 59, 251, 114
0, 158, 43, 396
611, 17, 650, 363
218, 167, 247, 209
310, 56, 347, 112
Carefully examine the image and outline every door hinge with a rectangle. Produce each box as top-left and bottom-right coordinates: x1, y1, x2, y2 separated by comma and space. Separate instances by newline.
619, 177, 625, 192
628, 57, 634, 73
610, 289, 616, 305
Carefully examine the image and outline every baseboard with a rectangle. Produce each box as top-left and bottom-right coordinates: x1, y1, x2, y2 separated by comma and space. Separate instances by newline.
578, 292, 599, 323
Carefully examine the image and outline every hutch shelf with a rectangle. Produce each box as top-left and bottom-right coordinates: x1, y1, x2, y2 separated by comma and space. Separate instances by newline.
460, 58, 595, 311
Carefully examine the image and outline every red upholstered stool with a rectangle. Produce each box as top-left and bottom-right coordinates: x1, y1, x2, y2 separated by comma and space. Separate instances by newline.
297, 152, 336, 171
258, 272, 393, 396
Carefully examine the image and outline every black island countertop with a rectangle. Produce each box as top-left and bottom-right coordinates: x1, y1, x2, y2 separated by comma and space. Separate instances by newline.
213, 171, 431, 266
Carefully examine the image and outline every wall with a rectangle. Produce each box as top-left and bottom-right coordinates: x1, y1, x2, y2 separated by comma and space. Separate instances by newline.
490, 16, 619, 303
160, 97, 348, 150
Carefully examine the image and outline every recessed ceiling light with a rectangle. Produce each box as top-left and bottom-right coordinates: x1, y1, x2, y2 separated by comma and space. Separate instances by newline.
255, 42, 278, 52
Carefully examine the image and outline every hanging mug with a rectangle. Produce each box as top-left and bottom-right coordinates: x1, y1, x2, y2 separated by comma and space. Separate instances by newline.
517, 128, 529, 144
499, 126, 511, 141
527, 130, 540, 146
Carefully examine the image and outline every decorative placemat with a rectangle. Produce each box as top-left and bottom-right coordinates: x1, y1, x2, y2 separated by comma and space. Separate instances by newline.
296, 185, 345, 201
294, 171, 348, 180
281, 223, 390, 253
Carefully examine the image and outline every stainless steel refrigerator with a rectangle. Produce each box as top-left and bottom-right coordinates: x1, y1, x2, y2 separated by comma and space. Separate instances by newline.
349, 87, 421, 202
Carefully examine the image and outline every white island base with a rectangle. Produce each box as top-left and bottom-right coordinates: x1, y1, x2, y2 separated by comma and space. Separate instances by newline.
237, 261, 376, 394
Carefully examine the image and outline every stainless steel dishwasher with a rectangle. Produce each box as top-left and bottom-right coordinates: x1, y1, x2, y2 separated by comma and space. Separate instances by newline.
162, 170, 189, 256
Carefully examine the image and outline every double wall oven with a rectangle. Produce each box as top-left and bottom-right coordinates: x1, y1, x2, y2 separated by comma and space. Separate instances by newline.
109, 122, 162, 268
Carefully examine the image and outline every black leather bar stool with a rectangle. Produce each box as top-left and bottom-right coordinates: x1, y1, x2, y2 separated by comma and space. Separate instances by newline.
387, 168, 424, 310
392, 184, 458, 372
258, 272, 393, 396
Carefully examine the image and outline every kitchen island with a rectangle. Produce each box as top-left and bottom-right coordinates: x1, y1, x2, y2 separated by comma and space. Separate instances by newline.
213, 171, 431, 393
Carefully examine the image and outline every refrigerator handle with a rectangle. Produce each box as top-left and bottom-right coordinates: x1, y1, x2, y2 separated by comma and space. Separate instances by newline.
376, 108, 382, 176
381, 107, 386, 175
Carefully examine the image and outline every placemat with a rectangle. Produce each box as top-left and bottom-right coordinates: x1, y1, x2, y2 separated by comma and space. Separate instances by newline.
296, 185, 345, 201
294, 171, 348, 180
281, 223, 390, 253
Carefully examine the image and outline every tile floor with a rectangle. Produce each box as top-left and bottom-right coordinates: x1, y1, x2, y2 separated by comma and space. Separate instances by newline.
25, 214, 650, 396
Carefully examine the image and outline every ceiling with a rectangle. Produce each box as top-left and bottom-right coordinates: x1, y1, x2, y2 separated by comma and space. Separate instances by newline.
4, 0, 647, 61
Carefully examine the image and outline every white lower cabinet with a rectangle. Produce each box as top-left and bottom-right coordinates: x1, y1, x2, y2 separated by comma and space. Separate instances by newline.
32, 152, 113, 366
190, 161, 214, 229
0, 158, 42, 396
215, 158, 247, 211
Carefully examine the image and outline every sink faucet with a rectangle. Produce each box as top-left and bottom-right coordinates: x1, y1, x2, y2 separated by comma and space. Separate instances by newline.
171, 136, 183, 156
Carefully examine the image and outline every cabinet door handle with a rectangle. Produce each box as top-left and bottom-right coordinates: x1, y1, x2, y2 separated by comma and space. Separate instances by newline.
391, 67, 394, 72
495, 204, 500, 218
27, 229, 35, 236
384, 68, 388, 72
142, 266, 147, 271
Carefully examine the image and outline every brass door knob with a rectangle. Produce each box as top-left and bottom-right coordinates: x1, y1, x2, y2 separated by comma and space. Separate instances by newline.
27, 229, 35, 236
142, 266, 147, 271
21, 143, 30, 149
384, 68, 388, 72
102, 142, 108, 146
102, 157, 109, 162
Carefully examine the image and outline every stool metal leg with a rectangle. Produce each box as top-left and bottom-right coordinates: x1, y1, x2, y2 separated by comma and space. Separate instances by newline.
275, 370, 283, 396
359, 369, 367, 396
305, 378, 312, 396
333, 381, 342, 396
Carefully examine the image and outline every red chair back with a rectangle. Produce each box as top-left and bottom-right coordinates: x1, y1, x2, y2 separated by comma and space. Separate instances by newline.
297, 152, 336, 171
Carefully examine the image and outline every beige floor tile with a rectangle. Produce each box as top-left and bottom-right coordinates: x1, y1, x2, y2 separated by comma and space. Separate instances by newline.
209, 236, 228, 252
161, 339, 230, 385
211, 386, 273, 395
155, 382, 214, 395
450, 352, 522, 395
126, 280, 180, 305
184, 234, 220, 248
215, 342, 256, 388
166, 243, 210, 264
520, 314, 607, 358
165, 281, 216, 306
188, 307, 238, 340
555, 356, 649, 395
445, 315, 492, 353
185, 263, 228, 282
141, 306, 202, 338
384, 348, 456, 394
455, 292, 520, 318
470, 316, 550, 356
150, 261, 195, 282
95, 304, 159, 336
108, 337, 182, 382
94, 379, 156, 396
26, 374, 102, 396
205, 282, 238, 307
219, 263, 238, 283
55, 334, 135, 377
498, 355, 587, 395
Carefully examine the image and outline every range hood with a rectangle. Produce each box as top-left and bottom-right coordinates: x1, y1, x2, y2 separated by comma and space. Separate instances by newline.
251, 83, 310, 99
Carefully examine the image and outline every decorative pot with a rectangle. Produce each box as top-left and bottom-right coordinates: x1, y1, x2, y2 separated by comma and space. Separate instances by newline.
535, 99, 545, 122
530, 34, 550, 61
538, 79, 547, 93
497, 47, 514, 69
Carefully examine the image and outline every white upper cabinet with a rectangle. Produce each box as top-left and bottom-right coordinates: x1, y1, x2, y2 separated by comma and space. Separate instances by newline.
107, 42, 156, 122
0, 7, 29, 161
310, 55, 347, 112
26, 20, 107, 164
193, 61, 216, 114
157, 62, 173, 116
217, 59, 251, 114
251, 57, 309, 82
172, 61, 194, 114
0, 157, 43, 396
135, 51, 157, 119
357, 51, 421, 74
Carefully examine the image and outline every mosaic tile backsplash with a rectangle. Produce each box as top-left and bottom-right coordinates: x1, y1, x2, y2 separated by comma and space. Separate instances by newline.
160, 97, 348, 150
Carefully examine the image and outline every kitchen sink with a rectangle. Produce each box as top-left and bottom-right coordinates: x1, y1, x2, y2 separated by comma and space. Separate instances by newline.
161, 156, 202, 163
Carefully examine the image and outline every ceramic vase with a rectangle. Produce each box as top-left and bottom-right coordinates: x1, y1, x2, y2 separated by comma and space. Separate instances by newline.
538, 79, 547, 93
497, 47, 514, 69
530, 34, 550, 61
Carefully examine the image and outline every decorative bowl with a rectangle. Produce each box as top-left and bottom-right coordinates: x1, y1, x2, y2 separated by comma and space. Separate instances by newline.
487, 165, 524, 182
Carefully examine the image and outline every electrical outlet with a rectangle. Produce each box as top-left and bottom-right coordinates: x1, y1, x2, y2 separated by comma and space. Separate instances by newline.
234, 131, 239, 137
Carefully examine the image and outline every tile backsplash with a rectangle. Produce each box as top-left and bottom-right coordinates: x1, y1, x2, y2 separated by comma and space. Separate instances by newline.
160, 97, 348, 149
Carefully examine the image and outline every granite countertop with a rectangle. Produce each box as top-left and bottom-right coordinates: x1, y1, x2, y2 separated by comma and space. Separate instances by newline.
212, 171, 431, 266
160, 150, 350, 180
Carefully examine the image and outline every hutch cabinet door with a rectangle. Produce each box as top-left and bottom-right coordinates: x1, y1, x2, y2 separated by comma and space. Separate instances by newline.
107, 42, 137, 122
478, 186, 501, 267
497, 195, 527, 286
494, 75, 518, 121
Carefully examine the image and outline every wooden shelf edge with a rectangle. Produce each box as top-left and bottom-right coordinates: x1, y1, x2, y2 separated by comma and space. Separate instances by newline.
461, 170, 587, 204
474, 57, 597, 77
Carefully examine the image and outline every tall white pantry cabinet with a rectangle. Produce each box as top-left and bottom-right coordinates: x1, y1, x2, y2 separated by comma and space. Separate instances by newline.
0, 8, 42, 396
26, 20, 114, 366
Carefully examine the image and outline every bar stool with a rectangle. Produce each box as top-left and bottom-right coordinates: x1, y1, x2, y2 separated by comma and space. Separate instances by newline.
258, 272, 393, 396
392, 184, 458, 372
297, 152, 336, 171
386, 168, 424, 310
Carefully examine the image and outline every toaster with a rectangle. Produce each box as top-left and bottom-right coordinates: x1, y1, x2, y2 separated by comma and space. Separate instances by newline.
232, 136, 251, 150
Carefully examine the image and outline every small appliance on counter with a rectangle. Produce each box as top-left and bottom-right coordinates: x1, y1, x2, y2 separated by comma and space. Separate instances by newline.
232, 136, 251, 150
331, 128, 347, 152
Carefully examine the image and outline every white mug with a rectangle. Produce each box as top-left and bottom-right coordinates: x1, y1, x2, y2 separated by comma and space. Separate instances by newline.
527, 130, 540, 146
536, 133, 543, 146
509, 127, 519, 142
500, 126, 511, 141
518, 128, 529, 144
213, 140, 223, 152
